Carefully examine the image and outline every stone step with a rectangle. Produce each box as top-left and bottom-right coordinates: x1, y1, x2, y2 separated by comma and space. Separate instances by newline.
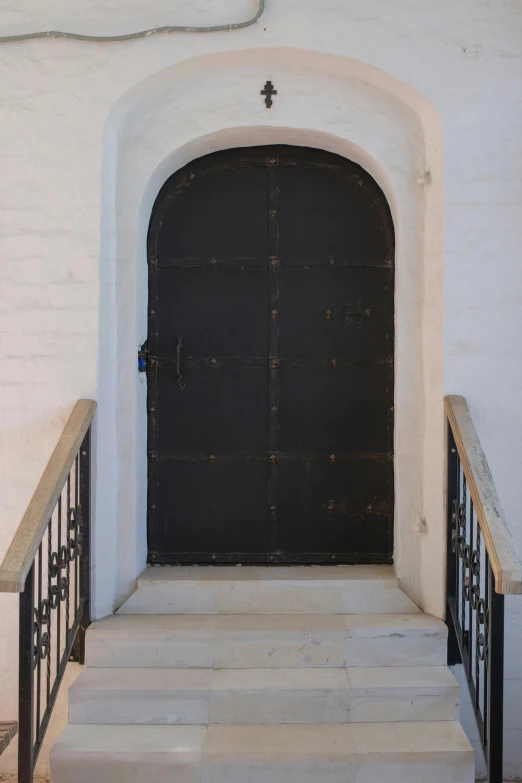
51, 722, 474, 783
117, 565, 419, 615
86, 613, 447, 669
69, 666, 459, 725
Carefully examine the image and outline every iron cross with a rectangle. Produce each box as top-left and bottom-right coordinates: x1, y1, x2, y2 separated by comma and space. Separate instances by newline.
261, 80, 277, 108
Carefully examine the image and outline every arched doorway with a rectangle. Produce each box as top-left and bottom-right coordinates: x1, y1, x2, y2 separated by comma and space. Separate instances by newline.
145, 145, 394, 564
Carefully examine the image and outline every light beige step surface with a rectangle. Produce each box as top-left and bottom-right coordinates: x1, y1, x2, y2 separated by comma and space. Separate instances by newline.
86, 612, 447, 669
69, 668, 212, 725
346, 664, 459, 722
50, 724, 205, 783
118, 565, 420, 615
51, 721, 474, 783
69, 665, 459, 725
54, 565, 472, 783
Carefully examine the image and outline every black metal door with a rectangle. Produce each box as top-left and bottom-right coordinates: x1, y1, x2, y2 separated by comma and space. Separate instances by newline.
146, 146, 394, 564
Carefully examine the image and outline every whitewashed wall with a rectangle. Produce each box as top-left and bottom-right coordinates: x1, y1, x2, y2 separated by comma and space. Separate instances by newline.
0, 0, 521, 777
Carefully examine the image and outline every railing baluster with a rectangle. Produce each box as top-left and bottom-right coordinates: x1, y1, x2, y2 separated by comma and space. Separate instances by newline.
482, 552, 490, 744
46, 523, 52, 708
77, 427, 91, 664
456, 460, 461, 619
56, 495, 61, 682
473, 516, 480, 714
487, 560, 504, 783
469, 499, 473, 679
446, 423, 460, 665
461, 476, 468, 663
66, 474, 71, 635
36, 543, 42, 745
18, 564, 35, 783
75, 454, 79, 613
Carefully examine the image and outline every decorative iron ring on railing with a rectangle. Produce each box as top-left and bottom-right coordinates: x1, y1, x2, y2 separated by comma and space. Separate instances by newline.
476, 605, 489, 663
67, 507, 75, 529
49, 544, 70, 609
32, 609, 40, 667
32, 604, 50, 664
39, 632, 50, 661
38, 598, 51, 661
59, 545, 68, 569
59, 576, 69, 603
470, 583, 480, 610
39, 599, 50, 625
463, 574, 471, 602
49, 551, 60, 579
76, 532, 84, 558
477, 630, 486, 662
69, 536, 78, 561
49, 585, 60, 610
67, 537, 76, 561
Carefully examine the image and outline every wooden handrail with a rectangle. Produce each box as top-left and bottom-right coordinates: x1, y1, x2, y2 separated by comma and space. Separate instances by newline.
445, 395, 522, 595
0, 400, 96, 593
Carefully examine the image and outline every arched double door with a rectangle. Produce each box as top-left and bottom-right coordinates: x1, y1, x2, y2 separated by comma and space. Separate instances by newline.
146, 146, 394, 564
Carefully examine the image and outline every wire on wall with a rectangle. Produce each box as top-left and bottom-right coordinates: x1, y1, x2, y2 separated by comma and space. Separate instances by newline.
0, 0, 265, 43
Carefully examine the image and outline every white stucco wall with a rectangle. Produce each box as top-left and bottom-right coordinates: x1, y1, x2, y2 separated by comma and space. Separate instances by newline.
0, 0, 521, 777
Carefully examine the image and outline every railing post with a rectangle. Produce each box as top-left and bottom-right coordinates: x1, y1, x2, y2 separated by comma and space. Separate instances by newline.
446, 420, 461, 665
18, 563, 34, 783
74, 427, 91, 665
487, 571, 504, 783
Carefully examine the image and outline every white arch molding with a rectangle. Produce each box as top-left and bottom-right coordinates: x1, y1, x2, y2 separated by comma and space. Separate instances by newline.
95, 47, 445, 620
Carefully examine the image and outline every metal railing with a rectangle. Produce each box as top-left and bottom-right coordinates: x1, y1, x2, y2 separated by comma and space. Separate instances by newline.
0, 400, 96, 783
1, 394, 520, 782
445, 395, 522, 783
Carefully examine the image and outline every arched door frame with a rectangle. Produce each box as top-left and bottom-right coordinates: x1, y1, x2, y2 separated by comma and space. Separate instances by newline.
145, 144, 395, 565
96, 49, 445, 618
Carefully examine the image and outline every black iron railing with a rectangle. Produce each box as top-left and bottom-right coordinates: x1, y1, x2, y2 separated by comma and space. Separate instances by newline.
0, 400, 96, 783
445, 395, 522, 783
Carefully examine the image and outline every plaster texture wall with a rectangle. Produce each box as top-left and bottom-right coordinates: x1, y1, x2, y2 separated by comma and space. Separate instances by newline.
0, 0, 521, 777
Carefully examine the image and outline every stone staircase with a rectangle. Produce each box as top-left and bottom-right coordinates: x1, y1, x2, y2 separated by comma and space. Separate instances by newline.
51, 566, 474, 783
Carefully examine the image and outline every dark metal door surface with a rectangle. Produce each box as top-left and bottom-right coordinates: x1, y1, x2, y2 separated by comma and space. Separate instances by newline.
146, 146, 394, 564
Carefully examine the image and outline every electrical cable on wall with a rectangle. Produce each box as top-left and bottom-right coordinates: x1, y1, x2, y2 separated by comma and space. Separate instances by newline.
0, 0, 264, 43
